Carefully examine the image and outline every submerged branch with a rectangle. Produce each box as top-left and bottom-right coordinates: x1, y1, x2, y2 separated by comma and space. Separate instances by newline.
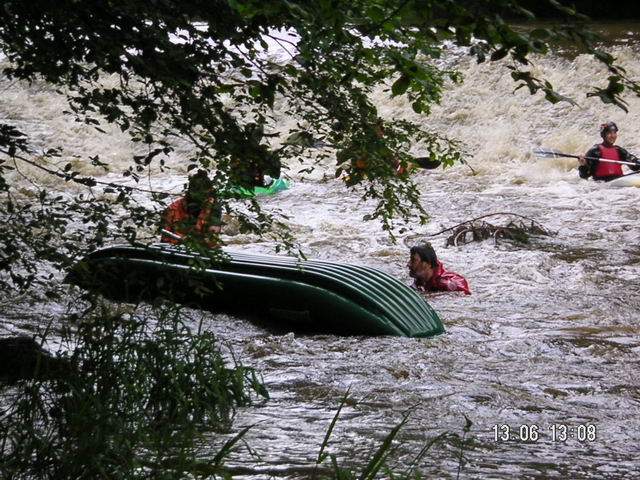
426, 212, 548, 237
404, 212, 554, 248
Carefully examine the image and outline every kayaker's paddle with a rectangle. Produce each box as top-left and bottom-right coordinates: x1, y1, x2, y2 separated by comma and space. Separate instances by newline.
534, 148, 640, 167
413, 157, 441, 169
413, 157, 476, 174
286, 133, 447, 170
621, 169, 640, 178
161, 229, 183, 242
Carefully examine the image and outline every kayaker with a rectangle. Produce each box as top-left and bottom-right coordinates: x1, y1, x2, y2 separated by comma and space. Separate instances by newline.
407, 243, 470, 295
161, 170, 223, 247
578, 122, 640, 181
230, 155, 281, 188
343, 120, 441, 181
229, 122, 282, 188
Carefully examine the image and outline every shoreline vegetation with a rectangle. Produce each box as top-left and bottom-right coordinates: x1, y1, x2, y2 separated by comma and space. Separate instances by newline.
0, 301, 266, 479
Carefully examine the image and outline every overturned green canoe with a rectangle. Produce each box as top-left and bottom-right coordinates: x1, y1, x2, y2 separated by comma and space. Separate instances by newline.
66, 244, 444, 337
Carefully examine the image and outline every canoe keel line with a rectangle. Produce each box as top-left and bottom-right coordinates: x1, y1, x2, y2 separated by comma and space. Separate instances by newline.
66, 244, 444, 338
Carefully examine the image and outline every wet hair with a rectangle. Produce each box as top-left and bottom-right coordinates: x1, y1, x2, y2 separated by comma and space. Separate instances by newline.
600, 121, 618, 138
410, 243, 438, 268
187, 170, 213, 195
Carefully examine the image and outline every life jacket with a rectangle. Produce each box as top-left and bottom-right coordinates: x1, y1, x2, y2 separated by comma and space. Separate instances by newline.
594, 144, 623, 179
161, 197, 219, 245
413, 261, 471, 295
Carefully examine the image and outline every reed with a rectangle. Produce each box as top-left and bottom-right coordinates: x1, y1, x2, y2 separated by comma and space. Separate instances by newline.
0, 300, 268, 479
312, 392, 474, 480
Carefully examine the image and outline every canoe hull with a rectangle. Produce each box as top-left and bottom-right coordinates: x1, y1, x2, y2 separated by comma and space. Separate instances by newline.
67, 244, 444, 337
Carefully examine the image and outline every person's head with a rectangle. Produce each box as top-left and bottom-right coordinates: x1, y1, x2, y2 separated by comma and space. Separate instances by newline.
600, 121, 618, 145
408, 243, 438, 282
186, 170, 213, 204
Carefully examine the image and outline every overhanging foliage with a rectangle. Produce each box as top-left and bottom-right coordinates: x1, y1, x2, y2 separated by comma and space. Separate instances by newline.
0, 0, 637, 292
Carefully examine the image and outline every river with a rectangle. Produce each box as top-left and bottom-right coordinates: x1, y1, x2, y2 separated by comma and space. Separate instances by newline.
2, 23, 640, 479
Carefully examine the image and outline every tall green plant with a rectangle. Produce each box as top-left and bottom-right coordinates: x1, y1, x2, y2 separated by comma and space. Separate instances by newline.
0, 301, 268, 479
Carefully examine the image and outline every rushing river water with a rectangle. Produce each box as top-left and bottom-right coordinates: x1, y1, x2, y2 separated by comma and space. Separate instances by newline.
2, 23, 640, 479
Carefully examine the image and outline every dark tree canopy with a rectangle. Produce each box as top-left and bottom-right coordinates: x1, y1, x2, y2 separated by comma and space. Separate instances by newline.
0, 0, 637, 293
519, 0, 640, 19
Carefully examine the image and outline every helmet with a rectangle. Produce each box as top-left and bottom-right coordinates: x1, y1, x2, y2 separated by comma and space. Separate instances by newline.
600, 121, 618, 138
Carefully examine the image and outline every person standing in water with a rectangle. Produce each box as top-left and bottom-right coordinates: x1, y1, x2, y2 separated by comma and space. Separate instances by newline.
578, 122, 640, 182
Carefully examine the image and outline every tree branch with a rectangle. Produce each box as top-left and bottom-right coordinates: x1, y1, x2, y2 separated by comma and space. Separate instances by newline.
2, 149, 180, 197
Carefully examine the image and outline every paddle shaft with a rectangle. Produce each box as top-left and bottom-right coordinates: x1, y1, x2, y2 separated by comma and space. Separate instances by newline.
540, 151, 639, 167
580, 156, 637, 167
161, 229, 183, 241
621, 169, 640, 178
413, 157, 441, 169
308, 139, 443, 170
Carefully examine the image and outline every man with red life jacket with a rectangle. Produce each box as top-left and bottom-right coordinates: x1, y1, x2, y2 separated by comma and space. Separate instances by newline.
161, 170, 223, 247
578, 122, 640, 181
407, 243, 470, 295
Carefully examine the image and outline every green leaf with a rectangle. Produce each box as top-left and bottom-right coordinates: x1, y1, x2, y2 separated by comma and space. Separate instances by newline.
593, 49, 615, 66
490, 48, 508, 61
359, 416, 408, 480
212, 424, 253, 466
391, 75, 410, 96
316, 389, 351, 466
530, 28, 551, 40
